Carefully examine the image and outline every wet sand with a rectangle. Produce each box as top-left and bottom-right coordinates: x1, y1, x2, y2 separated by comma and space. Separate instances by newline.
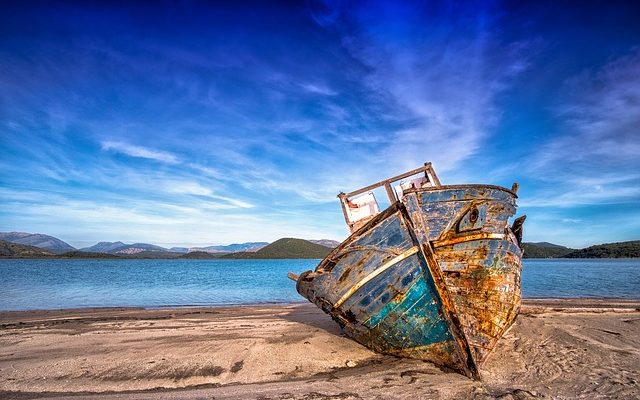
1, 299, 639, 399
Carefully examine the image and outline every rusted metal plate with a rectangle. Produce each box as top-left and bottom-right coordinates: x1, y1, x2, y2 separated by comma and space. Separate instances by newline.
292, 165, 524, 379
405, 185, 522, 369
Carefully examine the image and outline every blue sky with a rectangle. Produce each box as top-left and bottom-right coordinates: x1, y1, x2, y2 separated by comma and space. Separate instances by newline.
1, 1, 639, 248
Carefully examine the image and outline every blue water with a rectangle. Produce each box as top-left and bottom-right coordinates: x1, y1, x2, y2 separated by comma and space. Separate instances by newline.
0, 258, 638, 311
522, 258, 639, 298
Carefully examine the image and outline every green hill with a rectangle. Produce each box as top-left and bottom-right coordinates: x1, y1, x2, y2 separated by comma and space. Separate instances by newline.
179, 251, 224, 259
563, 240, 640, 258
0, 240, 55, 258
523, 242, 574, 258
124, 251, 180, 259
222, 238, 331, 259
57, 250, 120, 258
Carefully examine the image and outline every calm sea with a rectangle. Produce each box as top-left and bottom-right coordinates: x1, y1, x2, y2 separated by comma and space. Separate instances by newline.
0, 258, 638, 311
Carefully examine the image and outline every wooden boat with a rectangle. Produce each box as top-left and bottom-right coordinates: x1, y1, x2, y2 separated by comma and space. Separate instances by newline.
288, 163, 525, 378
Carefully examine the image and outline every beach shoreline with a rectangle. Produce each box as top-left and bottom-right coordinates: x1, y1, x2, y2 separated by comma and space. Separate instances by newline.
1, 299, 639, 399
1, 296, 638, 315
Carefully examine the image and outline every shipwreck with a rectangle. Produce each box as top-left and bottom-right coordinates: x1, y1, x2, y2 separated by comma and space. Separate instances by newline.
289, 162, 525, 378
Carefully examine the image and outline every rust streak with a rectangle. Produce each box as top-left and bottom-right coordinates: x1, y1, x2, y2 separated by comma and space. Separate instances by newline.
432, 233, 506, 248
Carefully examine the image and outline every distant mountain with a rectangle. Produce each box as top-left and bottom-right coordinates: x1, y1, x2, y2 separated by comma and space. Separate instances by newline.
222, 238, 331, 259
59, 250, 181, 259
309, 239, 341, 248
79, 241, 269, 255
523, 242, 574, 258
190, 242, 268, 253
0, 232, 75, 254
80, 241, 126, 253
112, 243, 168, 254
80, 242, 169, 255
5, 233, 637, 259
0, 240, 55, 257
563, 240, 640, 258
122, 250, 180, 258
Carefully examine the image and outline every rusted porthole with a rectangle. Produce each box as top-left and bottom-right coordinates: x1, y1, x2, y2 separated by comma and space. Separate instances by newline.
458, 204, 486, 232
469, 207, 479, 224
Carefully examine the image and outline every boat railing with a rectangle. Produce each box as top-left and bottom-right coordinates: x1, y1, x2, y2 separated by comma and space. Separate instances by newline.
338, 162, 441, 233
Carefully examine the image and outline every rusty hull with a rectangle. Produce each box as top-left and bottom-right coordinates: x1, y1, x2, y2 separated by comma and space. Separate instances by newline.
294, 179, 524, 379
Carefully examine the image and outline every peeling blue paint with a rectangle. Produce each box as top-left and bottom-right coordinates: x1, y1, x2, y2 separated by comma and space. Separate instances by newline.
293, 178, 523, 378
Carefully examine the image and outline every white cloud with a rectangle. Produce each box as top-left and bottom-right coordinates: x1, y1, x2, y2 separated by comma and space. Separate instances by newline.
165, 181, 213, 196
315, 2, 531, 174
162, 181, 254, 208
207, 194, 254, 209
0, 187, 338, 248
299, 82, 337, 96
101, 141, 179, 164
520, 185, 640, 208
188, 163, 224, 179
523, 49, 640, 207
533, 49, 640, 170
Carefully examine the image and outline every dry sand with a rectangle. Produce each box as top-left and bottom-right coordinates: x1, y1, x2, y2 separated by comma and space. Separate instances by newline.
1, 299, 639, 399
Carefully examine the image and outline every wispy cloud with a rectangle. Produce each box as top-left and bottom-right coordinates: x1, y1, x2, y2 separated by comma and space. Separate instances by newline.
165, 181, 213, 196
522, 204, 640, 248
299, 82, 337, 96
2, 2, 639, 248
534, 48, 640, 169
208, 194, 254, 209
0, 185, 335, 247
519, 185, 640, 208
101, 141, 179, 164
312, 1, 532, 174
523, 49, 640, 208
163, 181, 254, 208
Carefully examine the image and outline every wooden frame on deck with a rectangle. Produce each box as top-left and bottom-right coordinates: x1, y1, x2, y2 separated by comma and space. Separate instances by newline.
338, 162, 441, 232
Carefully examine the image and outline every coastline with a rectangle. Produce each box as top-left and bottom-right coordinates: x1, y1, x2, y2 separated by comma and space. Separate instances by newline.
2, 256, 640, 259
2, 297, 640, 314
1, 300, 639, 399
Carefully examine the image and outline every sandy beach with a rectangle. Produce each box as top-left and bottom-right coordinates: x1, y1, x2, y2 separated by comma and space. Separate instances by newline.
1, 299, 639, 399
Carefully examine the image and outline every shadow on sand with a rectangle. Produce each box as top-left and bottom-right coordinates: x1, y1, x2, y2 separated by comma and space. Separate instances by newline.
279, 304, 345, 337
